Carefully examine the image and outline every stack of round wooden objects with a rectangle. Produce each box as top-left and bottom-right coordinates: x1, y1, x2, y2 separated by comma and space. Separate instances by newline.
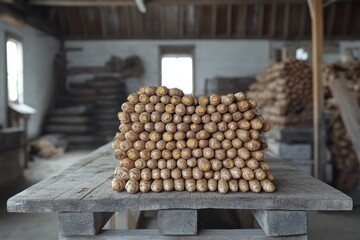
247, 60, 313, 127
112, 86, 275, 194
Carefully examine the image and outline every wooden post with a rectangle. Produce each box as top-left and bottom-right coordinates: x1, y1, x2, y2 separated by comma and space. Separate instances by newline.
308, 0, 325, 180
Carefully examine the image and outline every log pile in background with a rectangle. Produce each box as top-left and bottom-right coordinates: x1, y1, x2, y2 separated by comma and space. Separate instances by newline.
111, 86, 275, 194
247, 60, 313, 127
323, 62, 360, 191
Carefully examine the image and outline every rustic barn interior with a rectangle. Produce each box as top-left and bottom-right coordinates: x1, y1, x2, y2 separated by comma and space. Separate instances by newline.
1, 0, 360, 239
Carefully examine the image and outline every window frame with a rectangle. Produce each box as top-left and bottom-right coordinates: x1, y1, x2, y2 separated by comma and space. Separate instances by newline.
5, 32, 24, 104
159, 45, 195, 94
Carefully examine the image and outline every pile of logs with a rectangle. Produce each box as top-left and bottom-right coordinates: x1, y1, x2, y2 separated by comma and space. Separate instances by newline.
111, 86, 276, 194
247, 60, 313, 127
324, 62, 360, 191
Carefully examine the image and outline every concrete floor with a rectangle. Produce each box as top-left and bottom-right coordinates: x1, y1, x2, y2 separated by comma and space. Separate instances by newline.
0, 151, 359, 240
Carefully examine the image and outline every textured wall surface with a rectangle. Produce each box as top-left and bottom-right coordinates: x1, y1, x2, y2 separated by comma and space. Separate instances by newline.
0, 21, 59, 138
66, 40, 270, 95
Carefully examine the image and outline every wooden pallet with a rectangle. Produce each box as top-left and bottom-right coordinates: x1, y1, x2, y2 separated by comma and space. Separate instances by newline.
7, 143, 352, 239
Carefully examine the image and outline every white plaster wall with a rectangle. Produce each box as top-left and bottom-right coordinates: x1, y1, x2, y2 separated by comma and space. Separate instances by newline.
269, 40, 341, 63
65, 40, 270, 95
339, 41, 360, 63
340, 41, 360, 53
0, 21, 59, 138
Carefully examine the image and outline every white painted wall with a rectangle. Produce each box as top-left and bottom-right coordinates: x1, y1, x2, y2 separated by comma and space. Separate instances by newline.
340, 41, 360, 53
0, 21, 59, 138
66, 40, 270, 95
269, 40, 342, 64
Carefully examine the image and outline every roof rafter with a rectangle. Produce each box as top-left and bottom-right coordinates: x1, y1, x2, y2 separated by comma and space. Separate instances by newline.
29, 0, 307, 7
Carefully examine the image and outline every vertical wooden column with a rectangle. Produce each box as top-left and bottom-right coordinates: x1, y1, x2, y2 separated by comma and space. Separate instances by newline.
308, 0, 325, 180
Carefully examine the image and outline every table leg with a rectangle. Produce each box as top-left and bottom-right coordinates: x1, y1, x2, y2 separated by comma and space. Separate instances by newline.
252, 210, 307, 237
57, 212, 114, 237
158, 209, 197, 235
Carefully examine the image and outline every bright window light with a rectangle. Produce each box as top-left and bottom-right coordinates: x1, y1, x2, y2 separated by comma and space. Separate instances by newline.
296, 48, 308, 61
7, 38, 23, 103
161, 56, 193, 94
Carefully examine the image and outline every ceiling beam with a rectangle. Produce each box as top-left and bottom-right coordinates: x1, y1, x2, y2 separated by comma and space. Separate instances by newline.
270, 3, 277, 37
241, 4, 247, 37
29, 0, 308, 7
258, 4, 264, 36
226, 4, 232, 36
212, 4, 217, 37
342, 2, 351, 36
326, 4, 336, 36
178, 4, 184, 37
99, 8, 107, 37
323, 0, 339, 8
299, 3, 307, 37
0, 2, 61, 38
283, 3, 290, 38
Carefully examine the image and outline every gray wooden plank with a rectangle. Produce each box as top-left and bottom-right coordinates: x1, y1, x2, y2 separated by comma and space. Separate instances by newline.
60, 229, 307, 240
265, 128, 313, 143
7, 143, 353, 213
139, 191, 191, 210
329, 78, 360, 162
8, 154, 113, 204
80, 180, 140, 213
7, 143, 113, 212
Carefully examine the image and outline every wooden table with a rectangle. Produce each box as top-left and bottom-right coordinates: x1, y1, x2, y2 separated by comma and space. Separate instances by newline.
7, 143, 352, 239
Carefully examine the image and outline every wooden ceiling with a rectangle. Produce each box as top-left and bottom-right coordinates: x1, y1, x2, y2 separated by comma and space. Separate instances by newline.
1, 0, 360, 40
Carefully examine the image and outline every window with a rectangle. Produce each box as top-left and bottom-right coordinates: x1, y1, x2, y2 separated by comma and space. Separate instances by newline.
296, 47, 309, 61
6, 36, 23, 103
160, 46, 194, 94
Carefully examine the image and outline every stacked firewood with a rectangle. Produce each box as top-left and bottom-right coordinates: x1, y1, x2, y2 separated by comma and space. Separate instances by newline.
111, 86, 276, 194
247, 60, 313, 127
324, 62, 360, 191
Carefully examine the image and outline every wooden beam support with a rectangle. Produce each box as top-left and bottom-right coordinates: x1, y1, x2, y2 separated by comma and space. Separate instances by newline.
342, 2, 351, 36
226, 4, 232, 37
326, 4, 336, 36
125, 7, 131, 38
328, 76, 360, 163
0, 2, 61, 38
323, 0, 340, 8
195, 5, 201, 37
160, 5, 165, 37
212, 4, 217, 37
79, 8, 88, 36
299, 3, 307, 37
308, 0, 325, 180
178, 4, 184, 37
241, 4, 247, 37
284, 3, 290, 38
57, 212, 114, 237
29, 0, 307, 7
110, 6, 120, 36
258, 3, 264, 36
270, 4, 277, 37
99, 7, 107, 37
